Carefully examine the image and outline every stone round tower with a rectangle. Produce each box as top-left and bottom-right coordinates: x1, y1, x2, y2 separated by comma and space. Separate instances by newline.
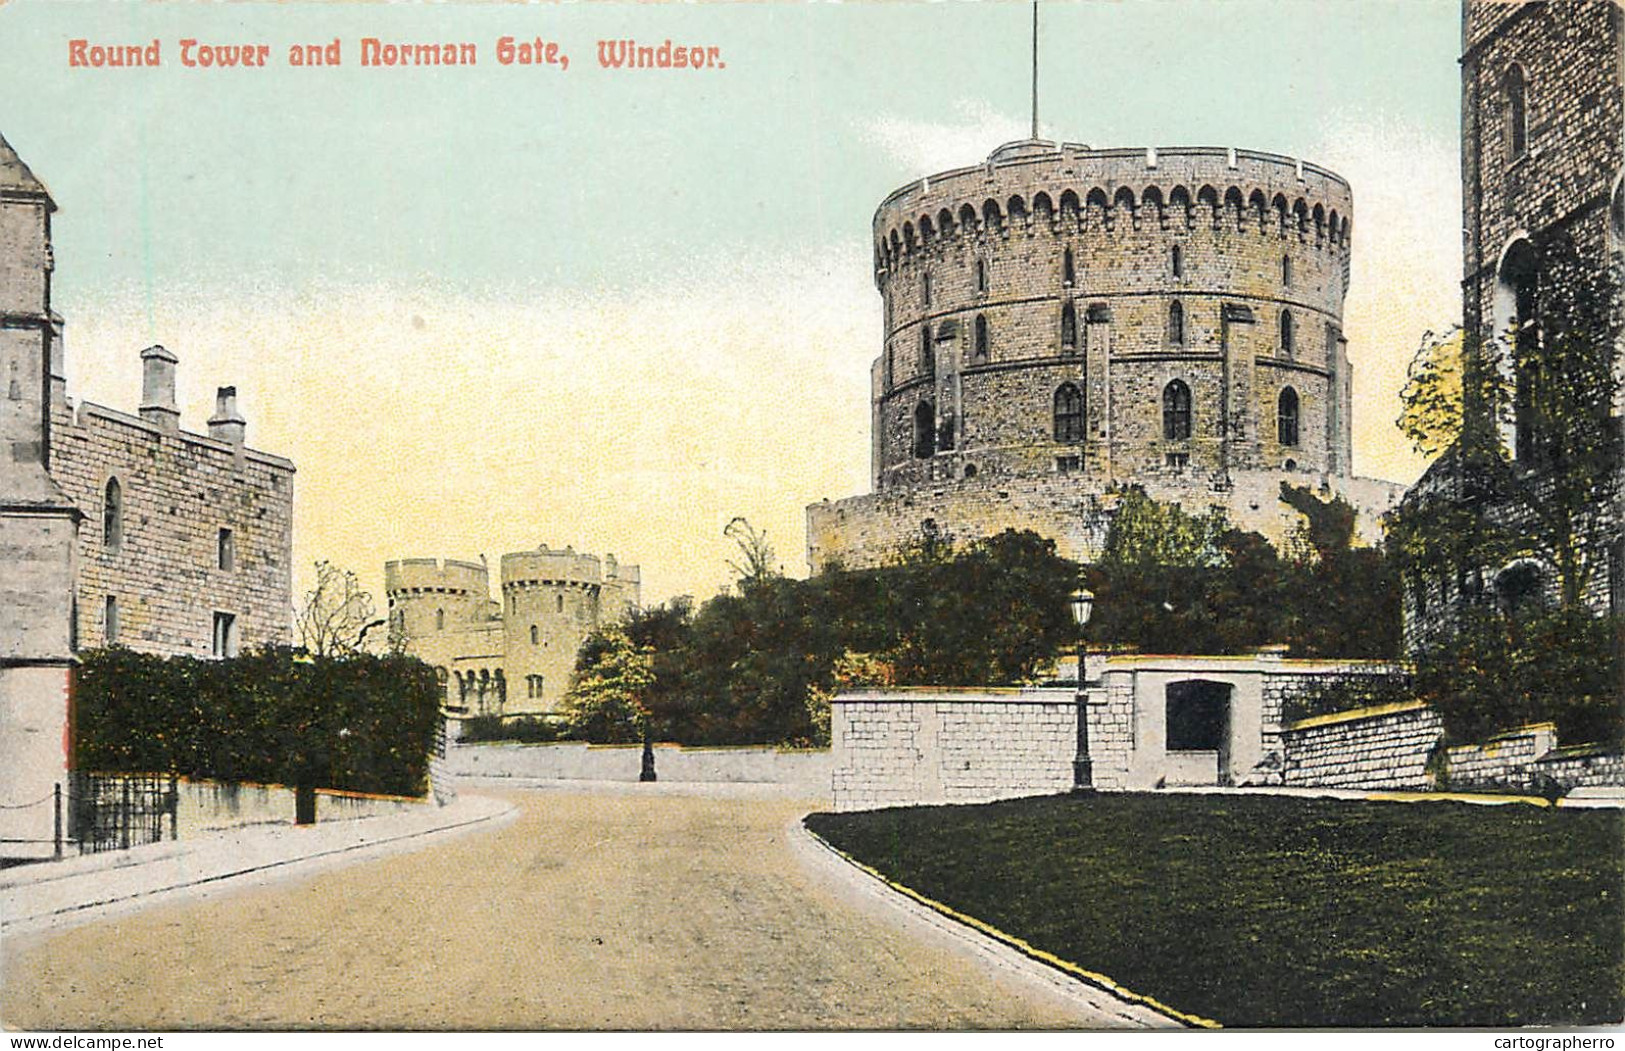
500, 545, 641, 716
873, 140, 1353, 489
384, 558, 498, 711
810, 140, 1402, 571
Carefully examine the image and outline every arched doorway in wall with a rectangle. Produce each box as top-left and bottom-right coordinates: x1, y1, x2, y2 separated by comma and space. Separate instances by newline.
1165, 680, 1233, 786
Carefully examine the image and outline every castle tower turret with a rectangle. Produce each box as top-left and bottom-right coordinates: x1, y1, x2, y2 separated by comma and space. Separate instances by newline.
0, 131, 81, 858
500, 545, 640, 716
384, 558, 495, 711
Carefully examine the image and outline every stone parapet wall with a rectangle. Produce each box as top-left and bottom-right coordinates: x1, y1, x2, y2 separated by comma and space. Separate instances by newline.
447, 740, 832, 787
831, 690, 1075, 811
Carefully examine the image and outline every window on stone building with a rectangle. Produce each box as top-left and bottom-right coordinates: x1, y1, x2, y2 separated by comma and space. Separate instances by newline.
531, 624, 540, 645
1169, 300, 1186, 345
1495, 560, 1547, 617
1063, 248, 1076, 287
1165, 452, 1189, 470
1498, 239, 1542, 462
975, 259, 988, 294
436, 608, 445, 631
1280, 310, 1295, 357
1172, 244, 1183, 278
1060, 303, 1077, 351
1055, 455, 1081, 474
922, 271, 931, 306
974, 314, 989, 361
103, 477, 123, 552
1506, 65, 1528, 159
1053, 383, 1084, 444
212, 612, 238, 659
1282, 254, 1292, 287
557, 594, 565, 613
921, 326, 934, 377
217, 528, 234, 571
1163, 380, 1192, 441
1278, 387, 1300, 447
938, 410, 956, 452
105, 595, 119, 646
914, 401, 936, 459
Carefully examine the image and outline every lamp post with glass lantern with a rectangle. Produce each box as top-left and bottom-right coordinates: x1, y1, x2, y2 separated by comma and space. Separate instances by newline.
1070, 587, 1095, 793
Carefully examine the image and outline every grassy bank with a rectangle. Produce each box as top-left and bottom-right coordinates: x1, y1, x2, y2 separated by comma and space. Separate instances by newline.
805, 793, 1623, 1027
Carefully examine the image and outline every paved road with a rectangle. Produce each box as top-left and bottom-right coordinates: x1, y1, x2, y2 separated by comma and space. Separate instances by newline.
2, 790, 1108, 1030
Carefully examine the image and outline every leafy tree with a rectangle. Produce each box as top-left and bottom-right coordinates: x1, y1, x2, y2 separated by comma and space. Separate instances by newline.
724, 516, 780, 587
1414, 607, 1623, 747
294, 561, 387, 657
1085, 487, 1398, 658
883, 529, 1079, 685
559, 627, 655, 744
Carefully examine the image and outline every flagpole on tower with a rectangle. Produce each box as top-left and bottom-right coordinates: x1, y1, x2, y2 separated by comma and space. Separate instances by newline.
1031, 0, 1040, 140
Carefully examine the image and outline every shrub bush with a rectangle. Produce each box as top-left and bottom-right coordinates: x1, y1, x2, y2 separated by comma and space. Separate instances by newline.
75, 647, 441, 796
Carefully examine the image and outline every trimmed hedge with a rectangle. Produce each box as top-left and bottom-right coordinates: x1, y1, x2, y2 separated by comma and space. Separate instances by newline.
75, 647, 441, 797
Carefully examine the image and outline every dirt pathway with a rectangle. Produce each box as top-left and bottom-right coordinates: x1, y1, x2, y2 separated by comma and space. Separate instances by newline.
2, 790, 1108, 1030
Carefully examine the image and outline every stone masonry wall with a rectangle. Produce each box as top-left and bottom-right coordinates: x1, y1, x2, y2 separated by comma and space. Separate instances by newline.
831, 690, 1075, 811
1280, 703, 1445, 790
50, 400, 294, 657
808, 465, 1399, 571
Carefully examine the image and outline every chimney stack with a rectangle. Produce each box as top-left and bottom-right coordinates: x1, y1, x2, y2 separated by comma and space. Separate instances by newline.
138, 345, 179, 432
208, 386, 246, 445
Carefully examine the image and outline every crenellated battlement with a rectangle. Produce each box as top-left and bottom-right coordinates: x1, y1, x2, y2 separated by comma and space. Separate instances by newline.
384, 557, 490, 598
873, 141, 1353, 285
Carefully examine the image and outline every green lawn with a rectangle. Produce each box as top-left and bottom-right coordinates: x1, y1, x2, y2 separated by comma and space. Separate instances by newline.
805, 794, 1624, 1028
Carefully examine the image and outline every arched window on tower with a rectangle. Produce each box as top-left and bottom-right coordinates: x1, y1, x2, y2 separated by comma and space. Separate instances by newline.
975, 259, 989, 293
1507, 65, 1528, 159
921, 326, 934, 378
1278, 387, 1300, 447
1163, 380, 1192, 441
1053, 384, 1084, 444
1060, 302, 1077, 352
914, 401, 936, 459
531, 624, 540, 645
974, 314, 990, 362
103, 477, 123, 552
1171, 244, 1183, 278
1282, 254, 1292, 287
436, 608, 445, 631
922, 271, 932, 306
1168, 300, 1186, 345
1280, 310, 1295, 357
1063, 247, 1076, 287
1498, 239, 1542, 462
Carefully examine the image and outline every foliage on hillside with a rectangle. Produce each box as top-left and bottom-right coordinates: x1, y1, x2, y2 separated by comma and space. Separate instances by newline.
1084, 486, 1401, 659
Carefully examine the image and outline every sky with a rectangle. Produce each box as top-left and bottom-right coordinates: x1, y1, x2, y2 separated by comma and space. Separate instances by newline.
0, 0, 1466, 608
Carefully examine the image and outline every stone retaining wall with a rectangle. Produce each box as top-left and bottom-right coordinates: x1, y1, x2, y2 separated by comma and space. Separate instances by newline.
831, 690, 1075, 811
1279, 702, 1444, 790
446, 741, 832, 787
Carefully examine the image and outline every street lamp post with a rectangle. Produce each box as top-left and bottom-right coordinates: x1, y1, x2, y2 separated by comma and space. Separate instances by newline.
1070, 587, 1095, 793
640, 719, 657, 783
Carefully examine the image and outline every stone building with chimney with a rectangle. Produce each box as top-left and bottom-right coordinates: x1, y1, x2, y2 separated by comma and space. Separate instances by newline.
1, 128, 295, 854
